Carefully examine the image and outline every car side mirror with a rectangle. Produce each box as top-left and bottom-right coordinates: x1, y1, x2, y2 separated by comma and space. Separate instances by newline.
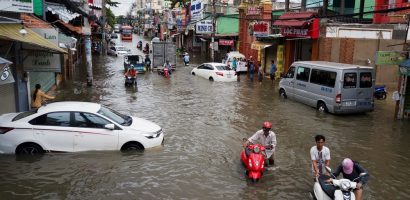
325, 166, 332, 173
105, 124, 115, 130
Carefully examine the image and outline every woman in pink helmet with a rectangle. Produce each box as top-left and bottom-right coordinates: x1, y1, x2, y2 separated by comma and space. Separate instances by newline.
329, 158, 370, 200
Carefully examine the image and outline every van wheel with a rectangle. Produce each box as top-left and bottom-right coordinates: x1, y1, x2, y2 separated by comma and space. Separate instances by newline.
317, 102, 328, 113
279, 89, 287, 99
209, 77, 214, 81
191, 72, 195, 76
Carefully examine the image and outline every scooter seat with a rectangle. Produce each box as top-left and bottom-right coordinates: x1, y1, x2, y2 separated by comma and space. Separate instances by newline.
318, 174, 336, 199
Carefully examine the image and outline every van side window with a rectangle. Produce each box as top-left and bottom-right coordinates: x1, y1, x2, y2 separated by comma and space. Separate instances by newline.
310, 69, 337, 88
286, 66, 295, 78
296, 66, 311, 82
343, 73, 357, 88
360, 72, 372, 88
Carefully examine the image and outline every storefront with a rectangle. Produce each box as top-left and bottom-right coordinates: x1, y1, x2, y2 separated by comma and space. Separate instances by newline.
273, 12, 319, 71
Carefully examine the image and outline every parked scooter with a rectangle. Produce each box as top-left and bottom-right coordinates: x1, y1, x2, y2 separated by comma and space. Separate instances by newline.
124, 76, 137, 87
312, 167, 367, 200
240, 141, 266, 182
374, 85, 387, 100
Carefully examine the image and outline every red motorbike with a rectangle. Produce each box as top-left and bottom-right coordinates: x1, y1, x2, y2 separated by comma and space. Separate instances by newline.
158, 67, 170, 78
241, 143, 266, 182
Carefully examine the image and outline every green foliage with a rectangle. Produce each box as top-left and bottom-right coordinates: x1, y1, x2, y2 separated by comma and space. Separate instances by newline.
106, 8, 116, 27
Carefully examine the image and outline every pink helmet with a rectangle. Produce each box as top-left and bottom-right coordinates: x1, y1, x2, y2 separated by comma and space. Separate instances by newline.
342, 158, 354, 174
263, 122, 272, 129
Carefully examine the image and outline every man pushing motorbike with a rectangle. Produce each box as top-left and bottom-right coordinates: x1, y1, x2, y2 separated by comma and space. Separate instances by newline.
243, 121, 277, 166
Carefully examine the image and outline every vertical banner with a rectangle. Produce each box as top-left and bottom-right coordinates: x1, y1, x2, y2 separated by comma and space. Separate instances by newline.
190, 0, 203, 22
276, 45, 284, 78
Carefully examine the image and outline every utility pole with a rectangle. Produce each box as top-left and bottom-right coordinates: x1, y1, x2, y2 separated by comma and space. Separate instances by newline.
211, 0, 216, 62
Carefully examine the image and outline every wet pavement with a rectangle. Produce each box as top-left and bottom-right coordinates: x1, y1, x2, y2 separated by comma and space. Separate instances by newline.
0, 34, 409, 199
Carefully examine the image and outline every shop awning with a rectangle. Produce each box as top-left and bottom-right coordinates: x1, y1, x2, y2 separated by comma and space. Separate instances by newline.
273, 12, 316, 27
0, 57, 14, 85
251, 41, 273, 50
0, 24, 66, 54
47, 3, 81, 23
399, 59, 410, 76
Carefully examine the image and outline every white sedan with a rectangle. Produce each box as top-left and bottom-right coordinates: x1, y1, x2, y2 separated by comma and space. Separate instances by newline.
107, 45, 131, 56
191, 62, 237, 82
0, 102, 164, 154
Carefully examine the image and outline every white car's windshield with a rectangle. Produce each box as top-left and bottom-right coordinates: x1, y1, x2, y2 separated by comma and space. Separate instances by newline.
215, 65, 231, 71
97, 106, 131, 126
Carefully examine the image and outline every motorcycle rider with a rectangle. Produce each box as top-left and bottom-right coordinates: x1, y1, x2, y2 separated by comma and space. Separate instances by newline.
163, 60, 172, 75
243, 122, 277, 166
326, 158, 369, 200
311, 134, 331, 179
137, 40, 142, 48
124, 65, 138, 85
144, 43, 149, 53
144, 54, 151, 72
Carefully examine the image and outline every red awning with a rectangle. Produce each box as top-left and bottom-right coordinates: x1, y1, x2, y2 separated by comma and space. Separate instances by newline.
273, 12, 317, 27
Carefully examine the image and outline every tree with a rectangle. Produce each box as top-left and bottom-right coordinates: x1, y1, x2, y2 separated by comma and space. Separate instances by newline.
106, 7, 116, 27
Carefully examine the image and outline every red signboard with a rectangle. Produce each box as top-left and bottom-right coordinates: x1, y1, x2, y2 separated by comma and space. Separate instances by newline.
279, 18, 319, 39
219, 39, 234, 46
252, 21, 270, 36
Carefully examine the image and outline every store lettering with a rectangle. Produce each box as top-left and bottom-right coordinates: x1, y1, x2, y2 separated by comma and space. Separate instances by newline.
29, 52, 53, 66
253, 23, 268, 32
282, 28, 309, 36
44, 33, 57, 40
247, 7, 260, 15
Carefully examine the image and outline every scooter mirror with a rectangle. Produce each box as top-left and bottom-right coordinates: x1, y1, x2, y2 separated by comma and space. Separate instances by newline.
359, 172, 367, 177
325, 166, 332, 173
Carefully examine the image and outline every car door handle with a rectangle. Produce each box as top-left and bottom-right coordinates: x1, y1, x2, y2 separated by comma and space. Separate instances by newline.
35, 131, 45, 135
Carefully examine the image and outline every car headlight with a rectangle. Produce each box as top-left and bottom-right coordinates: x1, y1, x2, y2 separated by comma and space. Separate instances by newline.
254, 146, 260, 153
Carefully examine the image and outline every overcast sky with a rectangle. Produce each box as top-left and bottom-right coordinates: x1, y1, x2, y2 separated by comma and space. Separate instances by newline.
109, 0, 135, 16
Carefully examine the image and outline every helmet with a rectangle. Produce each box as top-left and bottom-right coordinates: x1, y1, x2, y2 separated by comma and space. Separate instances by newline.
342, 158, 354, 174
262, 122, 272, 129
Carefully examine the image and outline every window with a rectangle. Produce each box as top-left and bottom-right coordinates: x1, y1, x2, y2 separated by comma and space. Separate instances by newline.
343, 73, 357, 88
215, 65, 231, 71
310, 69, 337, 88
205, 64, 214, 70
12, 110, 37, 121
110, 47, 115, 51
29, 112, 71, 127
98, 106, 128, 125
73, 112, 111, 129
286, 66, 295, 78
360, 72, 372, 88
197, 65, 205, 69
296, 66, 311, 82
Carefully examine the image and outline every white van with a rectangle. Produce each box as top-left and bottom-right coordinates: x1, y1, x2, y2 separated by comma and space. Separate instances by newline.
279, 61, 374, 114
223, 51, 247, 72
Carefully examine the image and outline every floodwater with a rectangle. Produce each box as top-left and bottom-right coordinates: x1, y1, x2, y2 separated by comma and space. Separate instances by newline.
0, 34, 409, 200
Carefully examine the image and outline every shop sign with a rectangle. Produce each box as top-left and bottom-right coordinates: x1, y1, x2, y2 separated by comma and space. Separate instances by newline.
252, 22, 270, 36
196, 20, 213, 34
247, 7, 260, 15
0, 0, 33, 13
219, 39, 234, 46
24, 28, 61, 72
375, 51, 407, 65
281, 27, 310, 38
0, 63, 15, 85
190, 0, 203, 21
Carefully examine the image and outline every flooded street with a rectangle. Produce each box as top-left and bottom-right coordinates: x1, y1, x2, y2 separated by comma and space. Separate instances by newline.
1, 34, 409, 200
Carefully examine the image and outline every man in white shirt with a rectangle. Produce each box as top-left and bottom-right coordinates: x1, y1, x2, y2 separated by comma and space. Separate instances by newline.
243, 121, 277, 166
310, 134, 330, 178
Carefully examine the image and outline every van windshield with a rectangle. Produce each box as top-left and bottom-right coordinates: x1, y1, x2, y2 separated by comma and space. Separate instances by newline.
343, 73, 357, 88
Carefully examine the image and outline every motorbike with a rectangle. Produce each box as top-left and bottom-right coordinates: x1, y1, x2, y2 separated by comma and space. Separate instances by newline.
158, 67, 170, 78
145, 60, 151, 72
374, 85, 387, 100
312, 167, 367, 200
143, 45, 149, 54
124, 76, 137, 87
240, 142, 266, 182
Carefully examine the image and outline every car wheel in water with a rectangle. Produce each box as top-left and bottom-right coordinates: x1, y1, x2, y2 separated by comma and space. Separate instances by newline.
16, 143, 44, 155
209, 77, 214, 81
279, 89, 287, 99
191, 72, 195, 75
317, 102, 328, 113
121, 143, 144, 152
